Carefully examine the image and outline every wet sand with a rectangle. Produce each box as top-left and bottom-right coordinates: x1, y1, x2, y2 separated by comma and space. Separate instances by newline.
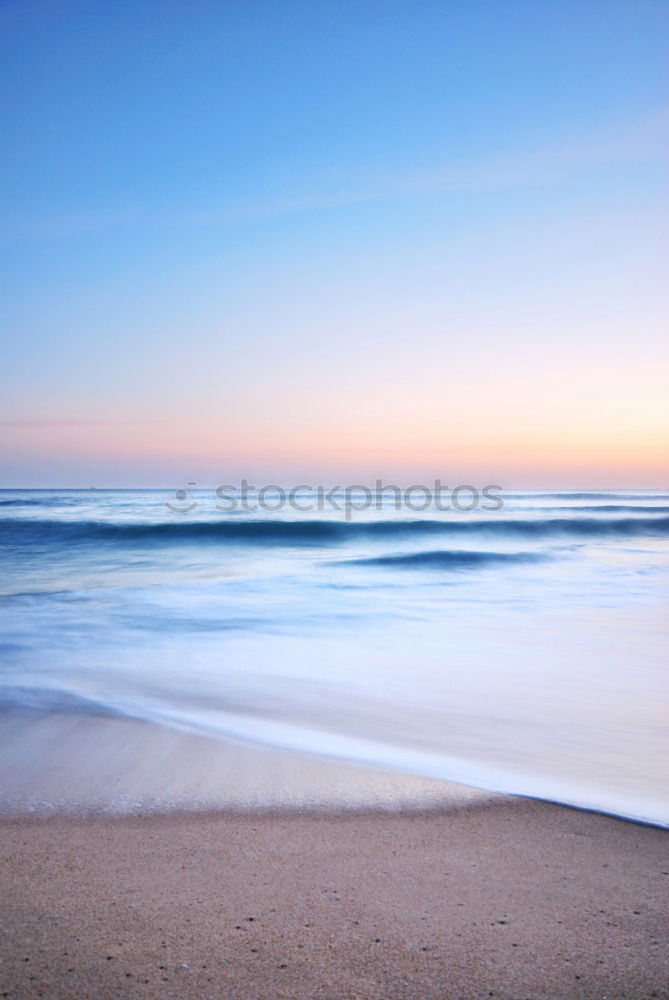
1, 799, 667, 1000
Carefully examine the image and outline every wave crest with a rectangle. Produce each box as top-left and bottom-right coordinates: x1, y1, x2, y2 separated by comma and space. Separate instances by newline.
1, 514, 668, 548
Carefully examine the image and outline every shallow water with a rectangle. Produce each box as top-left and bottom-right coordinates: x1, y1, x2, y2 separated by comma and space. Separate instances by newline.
1, 488, 668, 823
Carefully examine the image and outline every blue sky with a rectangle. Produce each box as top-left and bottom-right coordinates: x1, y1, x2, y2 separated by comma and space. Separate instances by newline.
1, 0, 667, 486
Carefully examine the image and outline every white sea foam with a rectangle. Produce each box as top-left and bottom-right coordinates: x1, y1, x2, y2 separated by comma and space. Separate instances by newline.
1, 489, 668, 823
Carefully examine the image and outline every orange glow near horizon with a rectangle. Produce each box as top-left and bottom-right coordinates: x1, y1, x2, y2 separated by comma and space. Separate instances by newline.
3, 381, 667, 487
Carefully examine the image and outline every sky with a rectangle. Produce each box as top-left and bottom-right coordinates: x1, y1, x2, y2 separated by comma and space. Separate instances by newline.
1, 0, 667, 487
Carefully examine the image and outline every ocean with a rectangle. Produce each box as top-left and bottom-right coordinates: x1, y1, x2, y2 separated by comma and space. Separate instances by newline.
1, 488, 667, 824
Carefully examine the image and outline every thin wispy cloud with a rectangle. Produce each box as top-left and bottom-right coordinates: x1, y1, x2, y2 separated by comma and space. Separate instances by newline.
188, 106, 669, 224
2, 107, 667, 242
0, 420, 159, 429
0, 208, 138, 242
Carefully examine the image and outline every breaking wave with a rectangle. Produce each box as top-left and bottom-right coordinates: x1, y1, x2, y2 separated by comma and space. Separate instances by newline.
337, 550, 547, 570
2, 514, 668, 548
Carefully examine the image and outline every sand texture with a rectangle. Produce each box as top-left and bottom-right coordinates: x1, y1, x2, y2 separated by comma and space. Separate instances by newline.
1, 799, 667, 1000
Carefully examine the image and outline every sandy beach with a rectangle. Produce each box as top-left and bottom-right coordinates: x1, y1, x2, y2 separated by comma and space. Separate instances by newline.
1, 799, 667, 1000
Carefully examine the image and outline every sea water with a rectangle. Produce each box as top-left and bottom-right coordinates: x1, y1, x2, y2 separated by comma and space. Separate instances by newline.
0, 488, 667, 823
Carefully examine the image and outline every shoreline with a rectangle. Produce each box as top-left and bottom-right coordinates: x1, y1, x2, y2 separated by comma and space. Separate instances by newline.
2, 798, 667, 999
1, 793, 668, 831
2, 710, 667, 828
